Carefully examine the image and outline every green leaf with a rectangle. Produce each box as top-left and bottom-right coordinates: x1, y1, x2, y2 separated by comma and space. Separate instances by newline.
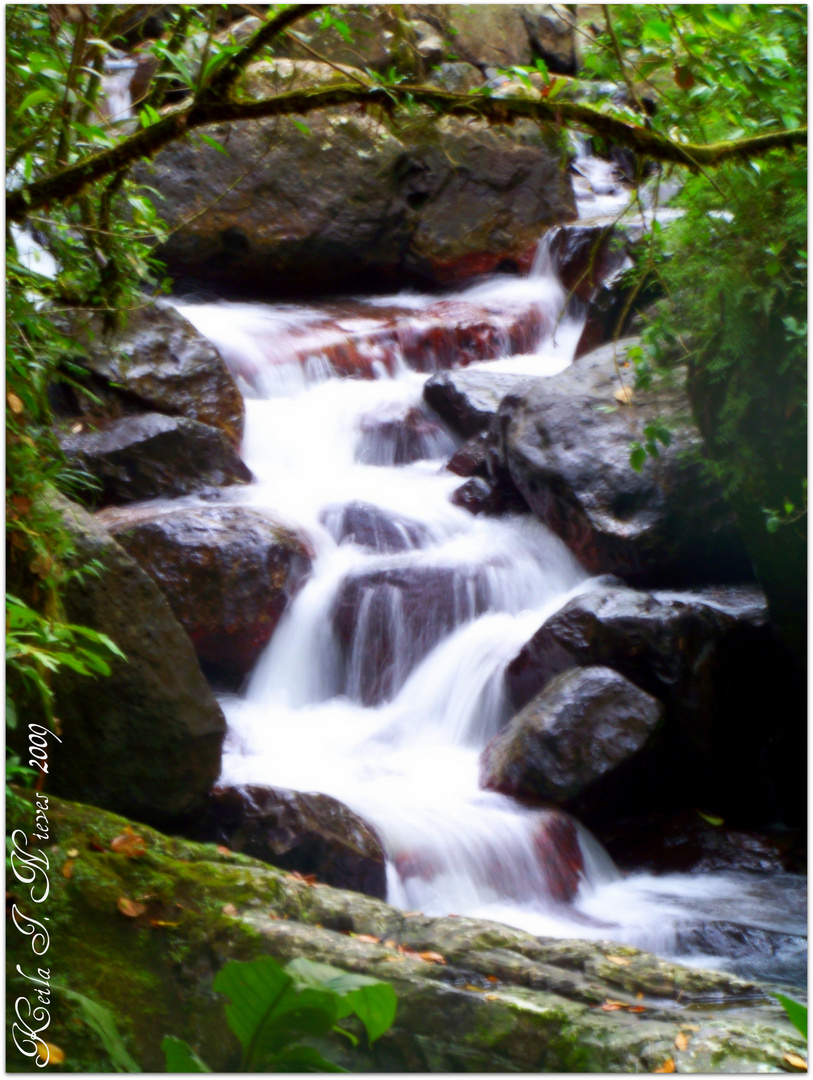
765, 516, 781, 533
285, 958, 397, 1043
696, 810, 725, 827
16, 88, 53, 114
775, 993, 807, 1039
197, 132, 229, 155
269, 1045, 347, 1072
56, 988, 140, 1072
162, 1036, 211, 1072
214, 957, 339, 1070
630, 444, 647, 472
343, 984, 397, 1044
642, 20, 672, 43
290, 119, 311, 136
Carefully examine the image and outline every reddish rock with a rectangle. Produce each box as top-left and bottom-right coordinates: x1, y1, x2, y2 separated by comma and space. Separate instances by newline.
533, 812, 584, 904
97, 503, 312, 685
198, 784, 387, 899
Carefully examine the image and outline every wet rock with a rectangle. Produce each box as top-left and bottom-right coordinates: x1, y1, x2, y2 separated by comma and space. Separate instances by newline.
140, 59, 575, 296
401, 300, 547, 369
356, 403, 456, 465
548, 222, 631, 302
198, 785, 387, 900
494, 337, 754, 587
424, 369, 532, 437
320, 502, 429, 554
451, 476, 527, 517
96, 503, 312, 685
481, 667, 664, 806
505, 582, 803, 825
531, 809, 585, 903
426, 60, 484, 93
521, 5, 580, 75
46, 496, 226, 824
60, 301, 244, 445
597, 811, 806, 876
58, 412, 252, 507
333, 563, 491, 704
446, 432, 491, 477
13, 790, 805, 1074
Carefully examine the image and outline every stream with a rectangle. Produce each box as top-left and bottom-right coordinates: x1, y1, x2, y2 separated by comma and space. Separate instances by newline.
166, 149, 805, 993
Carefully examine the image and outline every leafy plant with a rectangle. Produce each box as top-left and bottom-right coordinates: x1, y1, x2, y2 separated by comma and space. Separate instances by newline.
55, 987, 140, 1073
775, 993, 807, 1039
163, 956, 397, 1072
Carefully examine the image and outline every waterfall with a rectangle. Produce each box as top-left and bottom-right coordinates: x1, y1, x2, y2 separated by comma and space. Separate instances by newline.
174, 149, 805, 988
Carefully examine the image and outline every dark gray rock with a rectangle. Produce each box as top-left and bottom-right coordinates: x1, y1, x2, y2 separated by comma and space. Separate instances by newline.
424, 369, 533, 437
59, 412, 252, 506
494, 337, 754, 586
97, 503, 312, 685
481, 666, 664, 804
320, 502, 429, 554
48, 495, 226, 824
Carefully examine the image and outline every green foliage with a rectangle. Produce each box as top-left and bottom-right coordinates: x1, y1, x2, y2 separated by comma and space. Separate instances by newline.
163, 955, 397, 1072
55, 987, 141, 1073
775, 993, 808, 1039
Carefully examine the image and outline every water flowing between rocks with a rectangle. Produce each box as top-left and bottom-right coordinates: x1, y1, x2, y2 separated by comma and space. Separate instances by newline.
169, 156, 805, 992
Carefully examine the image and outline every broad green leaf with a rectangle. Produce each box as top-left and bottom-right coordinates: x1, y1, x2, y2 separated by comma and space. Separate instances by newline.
268, 1045, 347, 1072
162, 1036, 211, 1072
285, 958, 397, 1044
214, 957, 339, 1069
56, 988, 140, 1072
642, 20, 671, 43
696, 810, 725, 827
775, 994, 807, 1039
343, 984, 397, 1044
198, 132, 229, 155
16, 88, 53, 114
630, 444, 646, 473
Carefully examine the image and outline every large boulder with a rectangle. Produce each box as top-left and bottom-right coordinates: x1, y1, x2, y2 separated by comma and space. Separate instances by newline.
332, 563, 491, 704
355, 403, 456, 466
7, 791, 805, 1073
58, 413, 252, 506
57, 301, 245, 445
46, 496, 226, 824
505, 582, 805, 826
493, 337, 755, 586
140, 59, 575, 295
320, 502, 430, 553
96, 503, 312, 685
191, 784, 388, 900
481, 667, 664, 809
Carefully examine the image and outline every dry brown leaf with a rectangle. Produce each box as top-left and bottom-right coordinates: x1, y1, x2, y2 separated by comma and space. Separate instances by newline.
268, 911, 280, 920
463, 984, 486, 993
487, 975, 498, 983
111, 830, 147, 858
653, 1060, 676, 1074
35, 1041, 65, 1065
606, 955, 632, 966
630, 1006, 646, 1013
418, 951, 447, 965
221, 903, 238, 917
117, 897, 146, 918
675, 1032, 690, 1051
636, 991, 645, 999
355, 934, 380, 944
383, 939, 397, 949
67, 848, 79, 858
150, 919, 181, 928
783, 1053, 807, 1071
601, 1003, 624, 1011
485, 993, 500, 1001
681, 1025, 699, 1032
216, 845, 231, 855
62, 860, 75, 879
614, 386, 634, 405
7, 392, 24, 415
289, 871, 317, 885
404, 911, 421, 917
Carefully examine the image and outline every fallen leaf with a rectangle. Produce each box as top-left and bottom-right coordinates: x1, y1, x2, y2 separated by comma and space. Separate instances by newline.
216, 845, 230, 855
675, 1032, 690, 1051
111, 830, 147, 857
355, 934, 380, 944
150, 919, 181, 928
681, 1025, 699, 1032
117, 897, 146, 918
614, 386, 634, 405
7, 392, 24, 415
463, 984, 487, 993
404, 911, 421, 917
630, 1006, 647, 1013
35, 1041, 65, 1065
289, 871, 317, 885
487, 975, 498, 983
653, 1059, 676, 1074
485, 993, 500, 1001
383, 955, 404, 962
783, 1053, 807, 1071
268, 911, 280, 920
221, 903, 238, 917
606, 955, 632, 966
636, 991, 645, 999
62, 860, 74, 879
89, 839, 106, 852
383, 939, 397, 949
67, 849, 79, 858
418, 951, 447, 965
70, 422, 83, 434
601, 1003, 623, 1011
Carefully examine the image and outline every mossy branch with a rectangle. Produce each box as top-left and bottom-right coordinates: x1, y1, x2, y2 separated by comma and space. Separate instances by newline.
7, 81, 806, 223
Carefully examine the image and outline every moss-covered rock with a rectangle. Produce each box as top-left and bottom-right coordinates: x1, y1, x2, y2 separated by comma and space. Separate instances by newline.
6, 792, 804, 1073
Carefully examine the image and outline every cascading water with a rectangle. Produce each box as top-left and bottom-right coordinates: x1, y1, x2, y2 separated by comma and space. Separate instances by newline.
172, 157, 805, 991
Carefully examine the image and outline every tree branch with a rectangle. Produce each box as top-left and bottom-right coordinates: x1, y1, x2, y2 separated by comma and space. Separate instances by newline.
7, 82, 807, 223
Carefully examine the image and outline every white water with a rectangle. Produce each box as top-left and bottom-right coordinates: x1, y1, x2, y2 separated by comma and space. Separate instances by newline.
173, 166, 805, 990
